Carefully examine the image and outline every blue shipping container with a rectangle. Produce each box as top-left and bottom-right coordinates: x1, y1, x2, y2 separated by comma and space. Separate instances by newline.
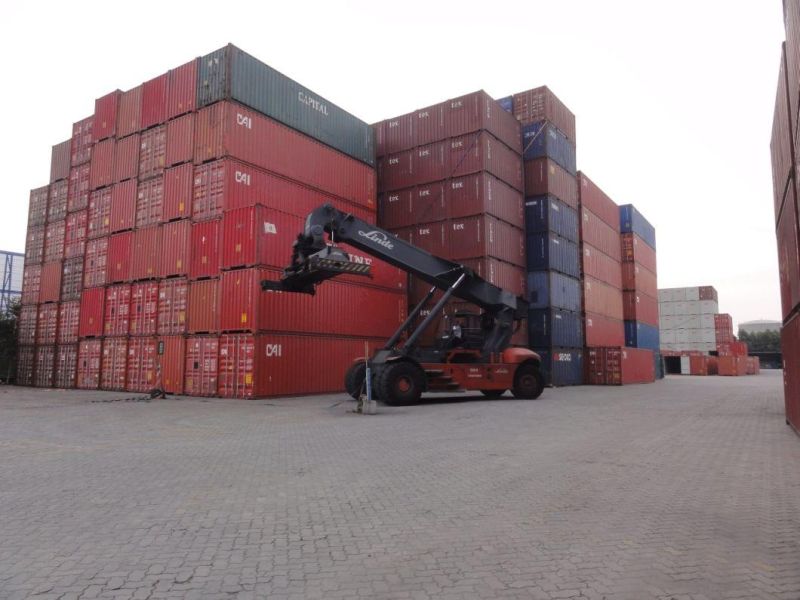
527, 271, 582, 312
521, 121, 577, 175
524, 195, 579, 243
625, 321, 660, 350
619, 204, 656, 249
534, 347, 584, 386
497, 96, 513, 113
654, 352, 665, 380
528, 308, 584, 348
526, 232, 580, 278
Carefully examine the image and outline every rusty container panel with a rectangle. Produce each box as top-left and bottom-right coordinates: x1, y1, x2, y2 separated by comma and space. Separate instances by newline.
184, 335, 219, 397
101, 337, 128, 390
79, 287, 104, 338
87, 188, 112, 238
34, 346, 55, 388
68, 163, 91, 213
55, 344, 78, 388
130, 226, 162, 281
621, 347, 655, 384
698, 286, 718, 301
192, 159, 227, 221
188, 278, 220, 333
107, 231, 133, 283
139, 125, 167, 180
18, 305, 38, 345
126, 337, 158, 392
190, 219, 221, 279
71, 115, 94, 167
61, 257, 83, 301
29, 185, 50, 227
25, 225, 45, 265
221, 205, 300, 270
581, 207, 622, 261
36, 303, 59, 345
77, 339, 102, 389
622, 291, 659, 326
83, 237, 109, 288
524, 158, 578, 209
94, 90, 120, 141
581, 244, 622, 289
141, 73, 168, 129
103, 284, 131, 337
135, 176, 164, 228
158, 278, 189, 335
161, 219, 191, 277
446, 90, 522, 153
166, 113, 194, 166
445, 172, 524, 226
21, 264, 42, 305
44, 219, 66, 263
689, 355, 710, 376
51, 139, 72, 183
64, 210, 88, 259
117, 86, 142, 138
57, 300, 80, 344
621, 232, 657, 273
577, 172, 619, 230
112, 134, 140, 183
159, 336, 186, 394
39, 261, 62, 304
17, 346, 35, 386
130, 281, 159, 336
584, 312, 625, 347
583, 275, 624, 321
48, 179, 69, 222
448, 214, 525, 267
90, 138, 115, 190
166, 59, 197, 120
163, 163, 193, 222
512, 86, 576, 142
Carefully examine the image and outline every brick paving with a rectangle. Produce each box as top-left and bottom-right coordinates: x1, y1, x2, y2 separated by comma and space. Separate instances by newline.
0, 372, 798, 599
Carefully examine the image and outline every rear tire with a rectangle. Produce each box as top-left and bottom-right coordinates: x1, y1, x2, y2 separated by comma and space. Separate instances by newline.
512, 363, 544, 399
480, 389, 505, 398
344, 362, 366, 400
376, 361, 425, 406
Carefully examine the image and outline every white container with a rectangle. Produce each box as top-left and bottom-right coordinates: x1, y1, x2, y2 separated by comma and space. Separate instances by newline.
685, 286, 700, 301
680, 355, 691, 374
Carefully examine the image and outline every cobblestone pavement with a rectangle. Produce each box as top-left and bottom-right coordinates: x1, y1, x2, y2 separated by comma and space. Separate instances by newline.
0, 372, 798, 599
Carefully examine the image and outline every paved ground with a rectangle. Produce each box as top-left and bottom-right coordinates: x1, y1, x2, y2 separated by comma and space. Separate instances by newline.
0, 372, 798, 600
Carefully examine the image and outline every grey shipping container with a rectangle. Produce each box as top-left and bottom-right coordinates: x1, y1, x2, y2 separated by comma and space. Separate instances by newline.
198, 45, 375, 166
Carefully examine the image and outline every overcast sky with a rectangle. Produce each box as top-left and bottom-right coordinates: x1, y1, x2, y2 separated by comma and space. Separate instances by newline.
0, 1, 784, 328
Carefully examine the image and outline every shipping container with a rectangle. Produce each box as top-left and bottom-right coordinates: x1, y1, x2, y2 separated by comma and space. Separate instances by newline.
184, 335, 219, 396
78, 287, 104, 338
190, 219, 221, 279
524, 158, 577, 208
130, 226, 162, 281
51, 140, 71, 183
445, 90, 522, 153
136, 176, 164, 228
77, 339, 102, 389
497, 96, 513, 113
83, 237, 108, 288
160, 336, 186, 394
130, 281, 159, 336
528, 308, 583, 348
783, 311, 800, 431
160, 219, 191, 277
25, 225, 45, 265
89, 138, 114, 190
48, 179, 68, 222
39, 261, 62, 304
458, 257, 525, 297
581, 244, 623, 289
581, 208, 622, 261
71, 115, 93, 167
524, 195, 579, 243
772, 45, 792, 220
621, 263, 657, 298
158, 278, 189, 335
447, 214, 525, 266
17, 346, 35, 386
94, 90, 120, 141
44, 220, 65, 263
68, 163, 91, 213
194, 101, 376, 207
34, 346, 55, 388
622, 291, 659, 326
624, 320, 660, 350
585, 346, 654, 385
444, 172, 524, 226
533, 347, 583, 386
36, 303, 59, 345
21, 264, 42, 305
774, 191, 796, 321
87, 188, 112, 238
165, 113, 194, 166
583, 276, 624, 320
576, 172, 619, 230
619, 204, 656, 249
198, 44, 375, 166
112, 134, 140, 183
718, 355, 746, 377
141, 73, 168, 129
385, 222, 446, 259
57, 300, 80, 344
55, 344, 78, 388
526, 232, 580, 278
107, 231, 133, 283
139, 125, 166, 180
512, 86, 576, 142
163, 163, 193, 222
117, 86, 142, 138
64, 210, 88, 259
221, 205, 298, 270
527, 271, 581, 312
28, 185, 49, 227
188, 278, 220, 333
698, 286, 717, 301
126, 337, 158, 392
620, 232, 657, 273
101, 337, 128, 390
521, 121, 576, 174
18, 305, 38, 345
584, 312, 625, 347
104, 284, 131, 336
166, 59, 197, 119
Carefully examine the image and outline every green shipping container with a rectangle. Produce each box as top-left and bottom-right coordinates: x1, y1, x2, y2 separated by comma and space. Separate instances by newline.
197, 45, 375, 167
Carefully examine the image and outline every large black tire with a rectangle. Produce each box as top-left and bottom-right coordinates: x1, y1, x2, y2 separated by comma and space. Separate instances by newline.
376, 361, 425, 406
480, 389, 506, 399
344, 362, 367, 400
512, 363, 544, 399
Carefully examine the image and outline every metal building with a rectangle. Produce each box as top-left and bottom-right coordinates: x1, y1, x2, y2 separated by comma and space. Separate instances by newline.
0, 250, 24, 312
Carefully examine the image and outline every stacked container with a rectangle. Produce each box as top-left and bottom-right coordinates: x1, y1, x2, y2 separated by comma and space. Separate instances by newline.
714, 313, 734, 348
658, 286, 719, 353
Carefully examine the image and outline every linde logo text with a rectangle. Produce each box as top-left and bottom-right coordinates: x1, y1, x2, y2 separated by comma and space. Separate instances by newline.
358, 230, 394, 250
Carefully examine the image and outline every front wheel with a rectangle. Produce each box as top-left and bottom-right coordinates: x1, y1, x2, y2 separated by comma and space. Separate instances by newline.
344, 362, 367, 400
376, 361, 425, 406
512, 363, 544, 399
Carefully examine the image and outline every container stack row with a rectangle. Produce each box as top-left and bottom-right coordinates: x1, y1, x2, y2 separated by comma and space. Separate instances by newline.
658, 287, 720, 353
671, 354, 760, 377
18, 44, 406, 398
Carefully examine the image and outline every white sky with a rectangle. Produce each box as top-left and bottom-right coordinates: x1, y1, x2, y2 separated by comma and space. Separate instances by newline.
0, 1, 784, 329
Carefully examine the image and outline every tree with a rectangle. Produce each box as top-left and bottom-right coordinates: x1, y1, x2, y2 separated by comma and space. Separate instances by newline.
0, 298, 20, 383
737, 329, 781, 353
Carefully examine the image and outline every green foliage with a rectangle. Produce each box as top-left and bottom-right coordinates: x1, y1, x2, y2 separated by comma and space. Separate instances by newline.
0, 298, 20, 382
737, 329, 781, 353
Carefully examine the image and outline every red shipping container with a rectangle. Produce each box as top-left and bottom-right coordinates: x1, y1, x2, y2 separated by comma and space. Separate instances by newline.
449, 132, 523, 192
374, 113, 414, 156
777, 190, 799, 322
166, 59, 197, 120
71, 115, 93, 167
745, 356, 759, 375
34, 346, 55, 388
698, 286, 717, 301
689, 355, 710, 376
159, 336, 185, 394
160, 219, 191, 277
707, 356, 719, 375
581, 244, 622, 289
36, 303, 59, 345
577, 172, 619, 230
224, 268, 406, 337
141, 73, 168, 129
391, 222, 447, 257
718, 355, 745, 377
581, 208, 622, 261
457, 257, 524, 297
117, 86, 142, 138
107, 231, 133, 283
79, 287, 104, 337
18, 305, 37, 345
413, 141, 447, 185
445, 90, 523, 153
411, 181, 447, 223
104, 284, 131, 336
77, 339, 102, 389
158, 278, 188, 335
112, 133, 140, 183
57, 300, 80, 344
130, 281, 159, 336
83, 237, 109, 288
136, 176, 164, 227
512, 86, 576, 142
51, 140, 71, 183
448, 214, 525, 267
586, 347, 654, 385
29, 185, 49, 227
221, 205, 301, 270
17, 346, 35, 386
64, 210, 88, 259
44, 220, 65, 263
101, 337, 128, 390
126, 337, 158, 392
25, 225, 45, 265
190, 219, 221, 279
188, 278, 220, 333
48, 179, 68, 222
39, 261, 62, 304
194, 101, 376, 208
622, 291, 659, 326
524, 158, 578, 209
772, 44, 793, 220
335, 243, 407, 293
583, 276, 624, 321
130, 226, 162, 281
90, 138, 114, 190
68, 163, 91, 213
55, 344, 78, 388
621, 262, 658, 297
21, 264, 42, 305
139, 125, 167, 180
184, 335, 219, 397
166, 113, 194, 166
620, 347, 655, 383
94, 90, 120, 141
377, 149, 414, 193
378, 188, 416, 228
584, 312, 625, 347
445, 172, 524, 226
784, 312, 800, 431
620, 232, 657, 273
163, 163, 193, 221
87, 188, 112, 238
